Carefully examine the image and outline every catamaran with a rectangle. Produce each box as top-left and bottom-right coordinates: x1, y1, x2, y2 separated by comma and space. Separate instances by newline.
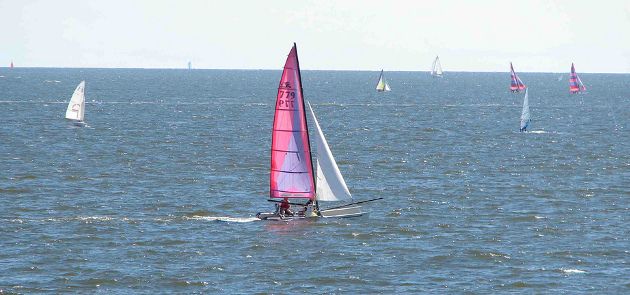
569, 63, 586, 94
257, 43, 380, 221
520, 89, 531, 132
65, 81, 86, 126
376, 70, 391, 92
510, 62, 526, 93
431, 56, 443, 78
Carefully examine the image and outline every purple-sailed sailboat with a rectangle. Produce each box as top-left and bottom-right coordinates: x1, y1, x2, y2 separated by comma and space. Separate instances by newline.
257, 43, 380, 220
510, 62, 526, 93
569, 63, 586, 94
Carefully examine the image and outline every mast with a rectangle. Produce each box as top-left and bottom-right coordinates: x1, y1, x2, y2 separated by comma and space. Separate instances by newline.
293, 42, 317, 194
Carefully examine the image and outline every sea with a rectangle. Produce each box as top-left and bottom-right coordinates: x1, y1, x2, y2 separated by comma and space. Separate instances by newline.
0, 68, 628, 294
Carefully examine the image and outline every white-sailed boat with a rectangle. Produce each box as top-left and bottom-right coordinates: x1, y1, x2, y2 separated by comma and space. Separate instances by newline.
65, 81, 86, 126
520, 89, 531, 132
431, 56, 443, 78
257, 43, 380, 221
376, 70, 391, 92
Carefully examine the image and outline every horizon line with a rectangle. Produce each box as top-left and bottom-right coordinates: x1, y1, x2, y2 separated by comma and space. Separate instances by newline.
1, 66, 627, 75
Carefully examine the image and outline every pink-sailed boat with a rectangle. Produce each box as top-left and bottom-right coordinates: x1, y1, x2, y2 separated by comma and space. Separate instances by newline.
510, 62, 526, 93
257, 43, 380, 221
569, 63, 586, 94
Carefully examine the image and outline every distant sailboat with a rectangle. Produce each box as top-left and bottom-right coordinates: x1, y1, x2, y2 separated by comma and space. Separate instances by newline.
376, 70, 391, 92
10, 61, 14, 69
257, 43, 380, 221
65, 81, 86, 126
431, 56, 443, 78
510, 62, 526, 93
569, 63, 586, 94
187, 61, 192, 70
520, 89, 531, 132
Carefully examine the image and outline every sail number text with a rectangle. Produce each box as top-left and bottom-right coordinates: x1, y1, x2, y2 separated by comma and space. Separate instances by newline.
277, 91, 296, 108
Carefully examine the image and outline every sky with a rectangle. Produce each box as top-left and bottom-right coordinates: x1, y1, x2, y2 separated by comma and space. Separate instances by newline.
1, 0, 629, 73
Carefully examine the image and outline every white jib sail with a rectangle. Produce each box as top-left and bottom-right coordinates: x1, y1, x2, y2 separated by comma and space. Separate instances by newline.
307, 102, 352, 202
65, 81, 86, 121
432, 56, 443, 76
520, 89, 531, 130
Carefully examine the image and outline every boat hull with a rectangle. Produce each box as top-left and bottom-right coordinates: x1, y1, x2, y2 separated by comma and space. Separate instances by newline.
320, 206, 363, 218
68, 119, 86, 127
256, 205, 363, 221
256, 212, 313, 221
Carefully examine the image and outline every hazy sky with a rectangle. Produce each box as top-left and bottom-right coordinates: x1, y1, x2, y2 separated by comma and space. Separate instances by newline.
2, 0, 629, 72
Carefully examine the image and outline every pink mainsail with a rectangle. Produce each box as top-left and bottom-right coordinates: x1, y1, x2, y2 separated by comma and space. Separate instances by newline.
510, 62, 526, 92
269, 43, 315, 199
569, 63, 586, 94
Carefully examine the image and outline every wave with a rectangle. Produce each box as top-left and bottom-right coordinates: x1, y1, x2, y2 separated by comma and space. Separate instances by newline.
6, 215, 259, 224
41, 216, 115, 223
184, 215, 259, 223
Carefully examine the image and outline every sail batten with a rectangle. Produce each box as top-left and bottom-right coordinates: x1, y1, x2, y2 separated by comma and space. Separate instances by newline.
269, 44, 315, 199
65, 81, 86, 121
510, 63, 526, 92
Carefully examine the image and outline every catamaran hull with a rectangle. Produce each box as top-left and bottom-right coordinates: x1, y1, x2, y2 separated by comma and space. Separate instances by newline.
256, 206, 363, 221
67, 119, 86, 127
320, 206, 363, 218
255, 212, 313, 221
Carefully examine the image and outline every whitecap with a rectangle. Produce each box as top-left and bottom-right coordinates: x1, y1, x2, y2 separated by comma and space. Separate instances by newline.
76, 216, 114, 222
561, 268, 586, 274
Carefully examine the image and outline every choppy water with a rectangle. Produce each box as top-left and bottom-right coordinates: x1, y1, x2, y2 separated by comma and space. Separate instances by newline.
1, 68, 629, 293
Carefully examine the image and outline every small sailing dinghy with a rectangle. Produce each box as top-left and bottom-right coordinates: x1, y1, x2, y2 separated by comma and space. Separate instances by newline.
431, 56, 443, 78
65, 81, 86, 126
510, 62, 526, 93
376, 70, 391, 92
520, 89, 531, 132
569, 63, 586, 94
257, 43, 381, 221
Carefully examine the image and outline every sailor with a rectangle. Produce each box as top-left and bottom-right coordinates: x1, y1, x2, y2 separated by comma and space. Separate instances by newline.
279, 198, 293, 216
298, 199, 314, 216
303, 199, 320, 217
309, 201, 320, 217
